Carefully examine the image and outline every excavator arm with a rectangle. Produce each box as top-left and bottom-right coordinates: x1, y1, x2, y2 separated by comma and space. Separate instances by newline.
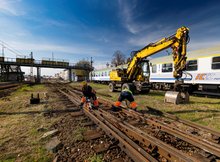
127, 26, 189, 81
109, 26, 190, 104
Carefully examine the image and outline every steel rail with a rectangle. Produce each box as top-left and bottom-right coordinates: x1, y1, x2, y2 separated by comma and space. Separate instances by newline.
146, 106, 220, 141
144, 117, 220, 157
101, 95, 220, 146
120, 108, 220, 157
0, 83, 20, 90
97, 109, 198, 162
83, 107, 154, 162
57, 86, 220, 161
58, 87, 154, 161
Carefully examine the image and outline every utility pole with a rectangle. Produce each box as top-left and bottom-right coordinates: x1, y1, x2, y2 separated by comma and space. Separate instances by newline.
90, 57, 93, 81
52, 52, 54, 61
30, 52, 33, 81
1, 42, 5, 57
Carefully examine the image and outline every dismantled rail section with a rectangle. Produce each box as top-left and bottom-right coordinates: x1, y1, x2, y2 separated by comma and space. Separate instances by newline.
56, 84, 220, 162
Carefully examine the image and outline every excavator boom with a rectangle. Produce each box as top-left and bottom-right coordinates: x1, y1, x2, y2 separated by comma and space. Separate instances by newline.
109, 26, 190, 105
127, 26, 189, 81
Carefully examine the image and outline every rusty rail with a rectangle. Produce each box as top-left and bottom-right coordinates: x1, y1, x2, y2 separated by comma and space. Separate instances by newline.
57, 85, 220, 161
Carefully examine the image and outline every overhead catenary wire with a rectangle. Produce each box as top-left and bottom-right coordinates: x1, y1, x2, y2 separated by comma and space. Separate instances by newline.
0, 40, 27, 58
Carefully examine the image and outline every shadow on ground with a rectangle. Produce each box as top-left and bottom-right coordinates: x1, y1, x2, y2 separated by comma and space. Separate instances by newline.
0, 108, 81, 116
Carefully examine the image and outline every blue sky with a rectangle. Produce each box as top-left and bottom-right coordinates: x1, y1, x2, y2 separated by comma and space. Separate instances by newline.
0, 0, 220, 75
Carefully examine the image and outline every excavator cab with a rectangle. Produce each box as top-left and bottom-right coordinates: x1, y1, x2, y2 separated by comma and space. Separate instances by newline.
132, 59, 150, 81
141, 60, 150, 78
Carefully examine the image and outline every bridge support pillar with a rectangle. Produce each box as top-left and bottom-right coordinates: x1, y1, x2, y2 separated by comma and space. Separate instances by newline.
0, 64, 24, 82
69, 69, 72, 82
36, 67, 41, 83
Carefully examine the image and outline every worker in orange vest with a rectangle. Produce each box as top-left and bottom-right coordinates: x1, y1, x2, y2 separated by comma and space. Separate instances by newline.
112, 88, 137, 111
80, 81, 99, 108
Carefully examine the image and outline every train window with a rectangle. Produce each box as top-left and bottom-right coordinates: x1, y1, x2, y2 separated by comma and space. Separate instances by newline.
186, 60, 197, 71
105, 72, 107, 76
162, 63, 173, 72
152, 64, 157, 73
212, 57, 220, 69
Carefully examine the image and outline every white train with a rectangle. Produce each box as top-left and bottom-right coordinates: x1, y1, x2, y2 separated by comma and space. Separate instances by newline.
92, 47, 220, 95
150, 47, 220, 94
91, 65, 127, 83
91, 67, 113, 83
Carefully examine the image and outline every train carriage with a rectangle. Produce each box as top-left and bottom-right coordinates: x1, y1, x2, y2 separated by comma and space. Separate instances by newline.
56, 61, 69, 67
41, 60, 56, 65
91, 64, 128, 83
16, 58, 34, 64
41, 58, 69, 67
150, 47, 220, 94
91, 67, 112, 83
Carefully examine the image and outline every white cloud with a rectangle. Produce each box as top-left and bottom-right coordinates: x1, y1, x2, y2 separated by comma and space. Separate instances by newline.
118, 0, 151, 34
118, 0, 138, 34
188, 41, 220, 51
1, 40, 104, 60
127, 24, 220, 53
0, 17, 32, 40
117, 0, 220, 52
0, 0, 25, 16
93, 60, 110, 70
127, 26, 175, 47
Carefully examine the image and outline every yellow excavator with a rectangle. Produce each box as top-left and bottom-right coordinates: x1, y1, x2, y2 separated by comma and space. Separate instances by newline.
109, 26, 190, 104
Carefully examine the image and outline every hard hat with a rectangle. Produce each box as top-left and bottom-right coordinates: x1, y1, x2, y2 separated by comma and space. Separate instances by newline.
81, 81, 87, 86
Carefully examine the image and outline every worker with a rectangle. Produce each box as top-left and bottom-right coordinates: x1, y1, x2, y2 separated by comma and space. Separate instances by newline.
112, 88, 137, 111
80, 81, 99, 108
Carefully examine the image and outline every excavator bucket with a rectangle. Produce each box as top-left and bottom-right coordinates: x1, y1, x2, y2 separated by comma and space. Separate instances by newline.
164, 91, 189, 104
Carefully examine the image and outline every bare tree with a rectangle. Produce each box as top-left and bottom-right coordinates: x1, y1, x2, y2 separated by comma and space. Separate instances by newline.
76, 59, 92, 68
111, 50, 126, 67
106, 62, 110, 68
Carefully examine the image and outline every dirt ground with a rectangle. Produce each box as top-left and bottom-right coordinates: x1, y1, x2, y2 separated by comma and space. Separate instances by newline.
0, 84, 66, 161
53, 112, 129, 162
0, 83, 128, 162
1, 82, 220, 162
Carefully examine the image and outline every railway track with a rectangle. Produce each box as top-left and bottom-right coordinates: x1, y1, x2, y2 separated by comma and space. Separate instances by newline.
0, 82, 20, 90
48, 83, 129, 161
53, 83, 220, 162
0, 82, 22, 98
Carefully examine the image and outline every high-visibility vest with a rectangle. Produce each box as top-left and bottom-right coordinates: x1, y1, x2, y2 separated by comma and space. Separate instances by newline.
122, 88, 133, 95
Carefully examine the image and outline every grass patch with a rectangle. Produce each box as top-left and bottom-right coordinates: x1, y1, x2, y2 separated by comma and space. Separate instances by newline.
14, 84, 46, 94
0, 83, 62, 161
35, 146, 52, 162
24, 147, 52, 162
73, 125, 87, 142
17, 84, 34, 92
87, 154, 103, 162
0, 153, 16, 162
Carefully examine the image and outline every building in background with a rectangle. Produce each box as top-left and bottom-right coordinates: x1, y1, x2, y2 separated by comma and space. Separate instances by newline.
55, 69, 89, 81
